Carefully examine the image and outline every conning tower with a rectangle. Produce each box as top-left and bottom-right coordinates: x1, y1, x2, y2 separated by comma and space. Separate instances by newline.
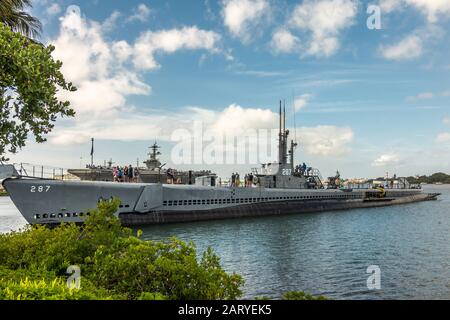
253, 101, 323, 189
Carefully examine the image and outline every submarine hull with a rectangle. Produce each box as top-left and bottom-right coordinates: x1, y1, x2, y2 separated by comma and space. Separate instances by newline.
119, 193, 437, 226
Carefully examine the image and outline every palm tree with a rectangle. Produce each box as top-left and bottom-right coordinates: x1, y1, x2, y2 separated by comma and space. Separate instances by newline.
0, 0, 41, 39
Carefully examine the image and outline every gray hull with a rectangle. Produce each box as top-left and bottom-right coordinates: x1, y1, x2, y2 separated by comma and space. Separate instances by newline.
2, 177, 438, 227
119, 194, 435, 226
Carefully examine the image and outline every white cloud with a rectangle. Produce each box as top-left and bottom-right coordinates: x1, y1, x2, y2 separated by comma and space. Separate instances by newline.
288, 0, 358, 57
52, 6, 221, 99
49, 6, 224, 146
406, 91, 434, 101
112, 40, 133, 62
372, 153, 401, 167
222, 0, 270, 43
297, 125, 354, 157
50, 102, 353, 161
436, 132, 450, 143
377, 2, 448, 61
51, 132, 90, 146
442, 116, 450, 125
270, 28, 300, 54
46, 3, 61, 17
380, 34, 423, 60
50, 105, 275, 146
379, 0, 450, 23
51, 7, 151, 117
102, 10, 121, 32
211, 104, 277, 135
412, 0, 450, 23
378, 0, 403, 13
133, 26, 221, 70
407, 89, 450, 101
128, 3, 151, 23
416, 92, 434, 99
294, 94, 312, 111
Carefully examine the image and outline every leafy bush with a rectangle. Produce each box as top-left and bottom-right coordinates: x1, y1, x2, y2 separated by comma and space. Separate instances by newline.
0, 22, 76, 161
0, 199, 243, 300
282, 291, 327, 300
0, 266, 123, 300
89, 238, 242, 299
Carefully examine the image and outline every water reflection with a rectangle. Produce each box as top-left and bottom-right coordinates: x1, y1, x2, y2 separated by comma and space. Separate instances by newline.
139, 185, 450, 299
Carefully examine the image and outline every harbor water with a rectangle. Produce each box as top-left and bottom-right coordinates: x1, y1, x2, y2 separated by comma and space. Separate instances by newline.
1, 185, 449, 299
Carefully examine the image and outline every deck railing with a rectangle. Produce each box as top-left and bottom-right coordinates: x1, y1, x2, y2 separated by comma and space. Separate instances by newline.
13, 163, 78, 180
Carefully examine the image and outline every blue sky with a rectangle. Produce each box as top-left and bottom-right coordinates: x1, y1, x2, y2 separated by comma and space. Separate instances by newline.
8, 0, 450, 178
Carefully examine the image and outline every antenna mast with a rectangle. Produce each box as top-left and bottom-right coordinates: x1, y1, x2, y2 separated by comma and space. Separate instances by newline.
292, 91, 297, 144
279, 100, 282, 164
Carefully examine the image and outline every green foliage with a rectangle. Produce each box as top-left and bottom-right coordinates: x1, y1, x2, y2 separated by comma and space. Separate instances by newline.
137, 292, 167, 300
0, 22, 76, 161
0, 266, 124, 300
0, 198, 244, 300
407, 172, 450, 184
282, 291, 327, 300
0, 0, 41, 38
90, 238, 243, 300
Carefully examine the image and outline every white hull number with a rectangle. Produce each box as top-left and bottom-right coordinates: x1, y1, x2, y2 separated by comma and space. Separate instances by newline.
30, 185, 51, 193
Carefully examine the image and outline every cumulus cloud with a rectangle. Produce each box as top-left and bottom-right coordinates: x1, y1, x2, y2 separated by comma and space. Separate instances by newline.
50, 101, 353, 161
297, 125, 354, 157
378, 1, 448, 61
288, 0, 358, 57
133, 26, 221, 70
222, 0, 270, 43
378, 0, 403, 13
128, 3, 151, 23
211, 104, 277, 135
49, 6, 223, 145
294, 94, 312, 111
51, 7, 151, 116
436, 133, 450, 143
372, 153, 401, 167
380, 34, 423, 61
270, 28, 300, 54
102, 10, 121, 32
379, 0, 450, 23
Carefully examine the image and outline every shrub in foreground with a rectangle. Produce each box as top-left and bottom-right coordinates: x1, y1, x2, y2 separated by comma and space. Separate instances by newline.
282, 291, 327, 300
0, 199, 243, 300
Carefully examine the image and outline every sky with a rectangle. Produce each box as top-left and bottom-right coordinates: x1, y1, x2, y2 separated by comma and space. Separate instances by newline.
7, 0, 450, 179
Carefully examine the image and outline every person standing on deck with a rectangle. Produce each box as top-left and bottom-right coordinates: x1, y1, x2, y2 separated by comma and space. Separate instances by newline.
118, 167, 123, 182
113, 166, 118, 182
124, 166, 129, 182
128, 165, 133, 183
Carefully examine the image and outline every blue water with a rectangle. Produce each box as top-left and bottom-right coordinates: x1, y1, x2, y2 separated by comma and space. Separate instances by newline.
1, 185, 450, 299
